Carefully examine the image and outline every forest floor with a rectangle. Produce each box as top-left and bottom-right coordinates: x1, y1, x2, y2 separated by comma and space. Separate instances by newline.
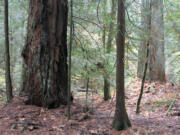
0, 78, 179, 135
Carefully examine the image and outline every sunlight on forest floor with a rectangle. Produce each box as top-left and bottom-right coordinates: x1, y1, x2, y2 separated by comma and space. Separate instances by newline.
0, 79, 179, 135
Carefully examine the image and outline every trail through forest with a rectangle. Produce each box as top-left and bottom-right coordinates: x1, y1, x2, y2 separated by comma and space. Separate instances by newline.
0, 79, 179, 135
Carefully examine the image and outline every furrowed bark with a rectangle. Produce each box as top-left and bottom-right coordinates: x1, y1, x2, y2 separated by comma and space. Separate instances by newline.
22, 0, 68, 108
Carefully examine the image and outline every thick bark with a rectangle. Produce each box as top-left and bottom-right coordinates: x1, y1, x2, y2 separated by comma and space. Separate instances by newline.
22, 0, 68, 108
138, 0, 165, 82
112, 0, 131, 130
4, 0, 13, 103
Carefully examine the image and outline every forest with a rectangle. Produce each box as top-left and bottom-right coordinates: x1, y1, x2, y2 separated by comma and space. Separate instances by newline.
0, 0, 179, 135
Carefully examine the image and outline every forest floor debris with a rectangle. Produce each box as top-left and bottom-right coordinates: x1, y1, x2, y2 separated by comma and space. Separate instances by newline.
0, 79, 179, 135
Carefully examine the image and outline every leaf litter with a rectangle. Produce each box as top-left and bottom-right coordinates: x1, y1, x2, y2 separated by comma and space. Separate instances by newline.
0, 78, 179, 135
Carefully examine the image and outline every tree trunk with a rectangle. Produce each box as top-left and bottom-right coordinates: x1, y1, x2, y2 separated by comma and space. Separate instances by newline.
137, 0, 151, 78
22, 0, 68, 108
149, 0, 165, 82
136, 1, 151, 113
112, 0, 131, 130
4, 0, 13, 103
103, 0, 116, 101
104, 77, 111, 100
67, 0, 73, 120
138, 0, 165, 82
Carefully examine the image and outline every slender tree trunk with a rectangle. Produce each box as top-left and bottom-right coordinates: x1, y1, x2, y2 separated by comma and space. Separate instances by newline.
137, 0, 150, 78
102, 22, 110, 100
136, 3, 151, 112
22, 0, 68, 108
103, 77, 111, 100
102, 0, 107, 100
112, 0, 131, 130
103, 0, 116, 101
85, 76, 89, 112
4, 0, 13, 103
138, 0, 165, 82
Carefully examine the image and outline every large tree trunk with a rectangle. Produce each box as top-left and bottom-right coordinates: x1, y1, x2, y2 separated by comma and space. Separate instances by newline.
112, 0, 131, 130
149, 0, 165, 82
22, 0, 68, 108
138, 0, 165, 82
4, 0, 13, 103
